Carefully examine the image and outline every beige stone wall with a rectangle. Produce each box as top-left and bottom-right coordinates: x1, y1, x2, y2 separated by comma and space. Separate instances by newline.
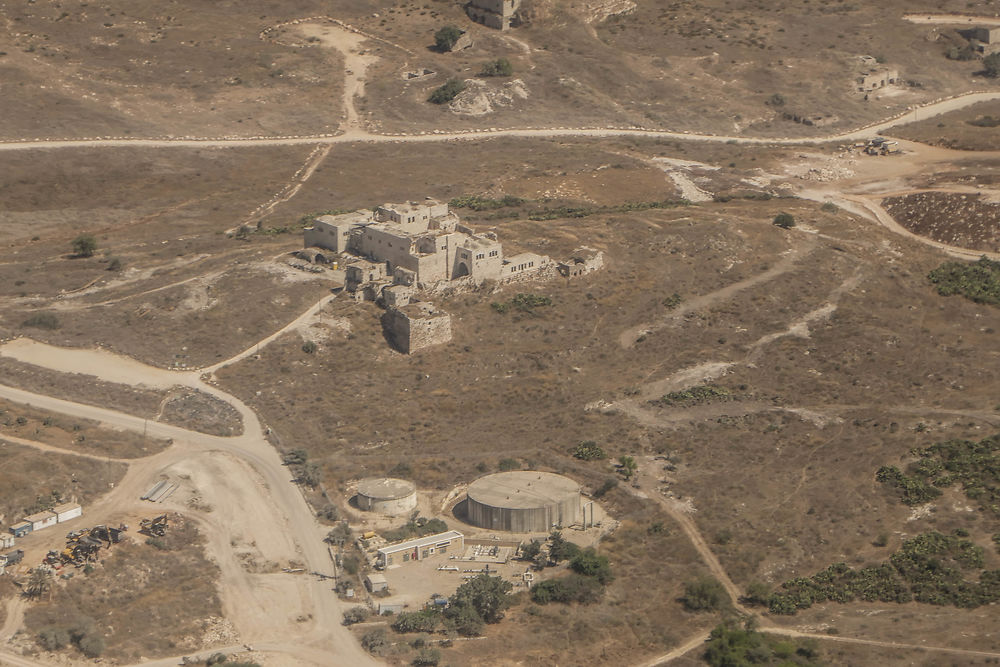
381, 306, 452, 353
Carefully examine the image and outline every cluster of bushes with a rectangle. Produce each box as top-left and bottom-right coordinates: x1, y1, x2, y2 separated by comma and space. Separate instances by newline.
527, 199, 688, 221
763, 531, 1000, 614
875, 465, 942, 506
22, 312, 61, 330
879, 434, 1000, 512
428, 78, 465, 104
967, 115, 1000, 128
449, 194, 524, 211
704, 620, 821, 666
378, 574, 512, 645
480, 58, 513, 77
680, 576, 728, 612
655, 384, 732, 407
37, 616, 105, 658
382, 517, 449, 543
572, 441, 606, 461
772, 212, 796, 228
491, 293, 552, 314
434, 25, 462, 51
530, 535, 613, 605
282, 449, 321, 488
928, 257, 1000, 306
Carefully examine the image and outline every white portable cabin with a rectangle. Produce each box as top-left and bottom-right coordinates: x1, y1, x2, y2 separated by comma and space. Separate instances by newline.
53, 502, 83, 523
24, 511, 57, 531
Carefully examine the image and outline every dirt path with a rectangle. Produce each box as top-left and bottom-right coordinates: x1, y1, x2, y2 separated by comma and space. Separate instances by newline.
4, 91, 1000, 152
0, 433, 133, 462
0, 598, 26, 644
229, 144, 332, 234
619, 236, 817, 348
903, 13, 1000, 26
297, 23, 378, 133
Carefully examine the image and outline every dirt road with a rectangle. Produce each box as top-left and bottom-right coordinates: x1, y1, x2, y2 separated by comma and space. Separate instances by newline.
2, 91, 1000, 153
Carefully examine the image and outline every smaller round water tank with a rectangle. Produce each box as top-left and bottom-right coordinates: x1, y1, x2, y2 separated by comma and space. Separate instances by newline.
356, 478, 418, 515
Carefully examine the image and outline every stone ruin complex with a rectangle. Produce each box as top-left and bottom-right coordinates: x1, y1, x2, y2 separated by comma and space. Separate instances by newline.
302, 199, 603, 354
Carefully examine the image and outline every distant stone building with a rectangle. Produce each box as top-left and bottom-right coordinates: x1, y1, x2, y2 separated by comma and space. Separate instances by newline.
302, 198, 606, 354
381, 302, 453, 354
856, 57, 898, 92
557, 247, 604, 277
466, 0, 521, 31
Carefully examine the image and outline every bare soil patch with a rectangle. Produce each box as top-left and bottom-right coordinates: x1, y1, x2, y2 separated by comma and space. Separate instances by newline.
894, 99, 1000, 150
883, 191, 1000, 253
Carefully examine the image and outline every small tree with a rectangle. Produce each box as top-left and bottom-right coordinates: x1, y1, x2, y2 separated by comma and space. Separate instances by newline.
985, 52, 1000, 78
480, 58, 514, 77
449, 573, 513, 624
617, 455, 638, 480
548, 531, 580, 562
71, 234, 97, 258
25, 568, 52, 600
520, 539, 542, 561
772, 212, 795, 229
570, 548, 614, 584
434, 25, 463, 51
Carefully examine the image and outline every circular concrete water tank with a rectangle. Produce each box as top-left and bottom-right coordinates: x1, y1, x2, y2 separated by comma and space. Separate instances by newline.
356, 478, 417, 515
466, 471, 581, 533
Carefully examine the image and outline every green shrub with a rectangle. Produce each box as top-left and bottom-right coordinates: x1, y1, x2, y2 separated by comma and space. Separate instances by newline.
929, 257, 1000, 306
548, 531, 580, 562
498, 457, 520, 471
434, 25, 462, 51
22, 312, 60, 330
342, 606, 370, 625
361, 629, 388, 654
106, 257, 123, 271
530, 574, 604, 604
71, 234, 97, 257
572, 441, 606, 461
301, 340, 318, 354
656, 384, 730, 407
77, 633, 105, 658
569, 548, 614, 584
772, 212, 795, 228
480, 58, 513, 77
38, 627, 70, 651
875, 465, 942, 506
680, 576, 728, 612
412, 648, 441, 666
428, 78, 466, 104
392, 609, 441, 633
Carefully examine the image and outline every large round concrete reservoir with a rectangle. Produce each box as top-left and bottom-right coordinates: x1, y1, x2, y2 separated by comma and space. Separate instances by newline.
466, 471, 581, 532
356, 478, 417, 515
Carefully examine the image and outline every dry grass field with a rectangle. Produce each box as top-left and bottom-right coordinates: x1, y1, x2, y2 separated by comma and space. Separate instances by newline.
0, 397, 170, 459
0, 0, 996, 141
0, 442, 127, 527
895, 99, 1000, 150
